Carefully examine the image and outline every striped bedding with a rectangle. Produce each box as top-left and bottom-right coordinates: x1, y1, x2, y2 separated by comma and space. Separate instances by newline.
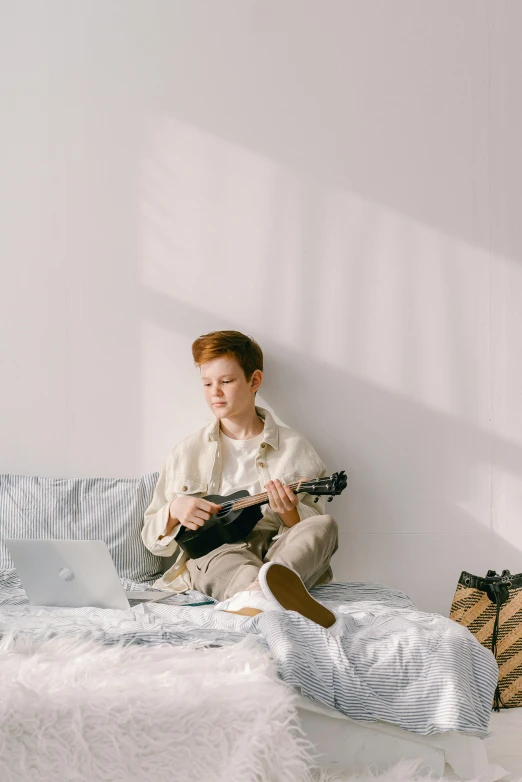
0, 474, 164, 583
0, 568, 498, 739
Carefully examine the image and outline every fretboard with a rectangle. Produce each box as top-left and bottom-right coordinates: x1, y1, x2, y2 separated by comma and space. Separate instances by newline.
230, 479, 311, 511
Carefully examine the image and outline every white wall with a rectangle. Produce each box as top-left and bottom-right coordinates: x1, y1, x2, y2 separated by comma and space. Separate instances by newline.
1, 0, 521, 614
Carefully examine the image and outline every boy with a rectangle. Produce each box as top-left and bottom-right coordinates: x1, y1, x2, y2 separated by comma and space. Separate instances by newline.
141, 330, 339, 628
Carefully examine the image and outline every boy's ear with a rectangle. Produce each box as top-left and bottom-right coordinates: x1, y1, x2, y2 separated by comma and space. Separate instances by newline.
251, 369, 263, 392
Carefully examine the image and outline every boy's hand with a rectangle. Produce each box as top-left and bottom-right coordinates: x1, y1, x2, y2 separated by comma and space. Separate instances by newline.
264, 479, 299, 515
170, 496, 222, 531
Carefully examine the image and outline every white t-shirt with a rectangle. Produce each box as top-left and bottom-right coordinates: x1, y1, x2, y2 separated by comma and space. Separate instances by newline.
218, 426, 264, 499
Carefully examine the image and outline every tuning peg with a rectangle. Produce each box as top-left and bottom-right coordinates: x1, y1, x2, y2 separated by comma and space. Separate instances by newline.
327, 495, 334, 502
314, 496, 319, 503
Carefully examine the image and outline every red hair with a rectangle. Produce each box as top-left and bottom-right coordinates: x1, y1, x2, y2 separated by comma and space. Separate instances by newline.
191, 330, 263, 381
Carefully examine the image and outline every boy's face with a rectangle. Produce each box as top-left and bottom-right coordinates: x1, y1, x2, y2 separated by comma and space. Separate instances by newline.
200, 355, 262, 419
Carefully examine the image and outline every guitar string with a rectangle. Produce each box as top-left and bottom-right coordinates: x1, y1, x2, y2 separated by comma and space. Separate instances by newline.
230, 480, 305, 510
216, 477, 331, 515
214, 481, 303, 515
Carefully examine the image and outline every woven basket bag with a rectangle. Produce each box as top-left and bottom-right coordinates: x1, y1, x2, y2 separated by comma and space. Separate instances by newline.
450, 569, 522, 710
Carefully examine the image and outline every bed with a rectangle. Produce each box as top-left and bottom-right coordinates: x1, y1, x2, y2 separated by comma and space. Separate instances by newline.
0, 473, 507, 781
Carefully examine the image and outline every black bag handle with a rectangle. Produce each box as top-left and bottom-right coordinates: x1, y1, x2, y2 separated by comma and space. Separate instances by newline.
462, 569, 520, 589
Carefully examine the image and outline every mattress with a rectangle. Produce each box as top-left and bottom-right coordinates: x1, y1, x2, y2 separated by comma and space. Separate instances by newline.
295, 694, 507, 781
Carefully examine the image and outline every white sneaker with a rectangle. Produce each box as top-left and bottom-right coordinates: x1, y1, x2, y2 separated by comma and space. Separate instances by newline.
259, 561, 343, 634
213, 589, 283, 614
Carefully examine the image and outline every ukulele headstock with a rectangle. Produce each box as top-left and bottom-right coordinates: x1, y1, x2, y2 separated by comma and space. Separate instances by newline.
299, 471, 347, 502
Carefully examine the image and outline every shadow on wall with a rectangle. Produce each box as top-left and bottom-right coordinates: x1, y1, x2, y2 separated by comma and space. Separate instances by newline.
141, 287, 522, 613
139, 0, 521, 267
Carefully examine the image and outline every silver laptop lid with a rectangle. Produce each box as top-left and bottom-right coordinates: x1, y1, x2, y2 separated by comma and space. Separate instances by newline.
5, 539, 131, 610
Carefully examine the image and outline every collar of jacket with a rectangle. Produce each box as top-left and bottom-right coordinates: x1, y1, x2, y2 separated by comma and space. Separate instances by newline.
204, 405, 279, 450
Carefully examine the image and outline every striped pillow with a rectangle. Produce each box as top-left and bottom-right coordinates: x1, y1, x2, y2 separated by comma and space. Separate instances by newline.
0, 473, 163, 583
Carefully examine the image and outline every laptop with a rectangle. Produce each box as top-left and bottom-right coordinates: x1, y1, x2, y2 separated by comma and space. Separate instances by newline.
5, 539, 177, 610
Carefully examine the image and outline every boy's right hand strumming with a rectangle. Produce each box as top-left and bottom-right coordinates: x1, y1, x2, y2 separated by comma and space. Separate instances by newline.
166, 496, 222, 534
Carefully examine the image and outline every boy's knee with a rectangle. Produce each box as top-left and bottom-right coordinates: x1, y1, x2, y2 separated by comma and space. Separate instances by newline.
315, 514, 338, 541
311, 514, 338, 567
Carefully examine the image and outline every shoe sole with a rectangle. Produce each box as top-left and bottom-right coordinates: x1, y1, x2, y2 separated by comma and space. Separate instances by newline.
222, 607, 263, 617
264, 563, 336, 628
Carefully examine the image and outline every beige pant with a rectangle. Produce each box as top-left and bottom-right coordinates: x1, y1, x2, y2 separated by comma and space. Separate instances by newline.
185, 514, 338, 601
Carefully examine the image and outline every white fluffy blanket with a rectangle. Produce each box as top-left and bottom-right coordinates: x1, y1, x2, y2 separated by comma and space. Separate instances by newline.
0, 632, 313, 782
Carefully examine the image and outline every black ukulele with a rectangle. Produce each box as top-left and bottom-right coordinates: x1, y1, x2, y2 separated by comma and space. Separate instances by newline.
176, 471, 348, 559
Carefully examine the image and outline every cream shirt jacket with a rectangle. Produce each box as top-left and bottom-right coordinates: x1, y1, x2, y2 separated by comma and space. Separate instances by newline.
141, 406, 328, 591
